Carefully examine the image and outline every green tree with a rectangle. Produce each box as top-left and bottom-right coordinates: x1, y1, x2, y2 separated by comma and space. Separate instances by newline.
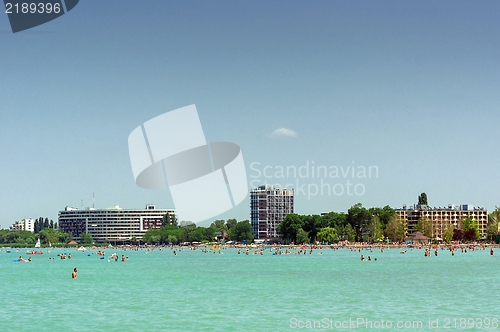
228, 220, 254, 242
490, 207, 500, 224
296, 228, 310, 244
277, 214, 306, 243
368, 215, 383, 242
487, 207, 500, 242
226, 218, 237, 230
203, 227, 217, 242
181, 224, 196, 240
143, 228, 162, 244
415, 217, 433, 238
303, 214, 323, 242
322, 212, 348, 230
418, 193, 428, 206
39, 228, 58, 245
487, 220, 499, 242
58, 230, 72, 244
187, 227, 206, 242
14, 230, 37, 245
158, 225, 184, 244
369, 206, 396, 228
462, 216, 480, 241
162, 212, 178, 227
384, 215, 406, 242
80, 232, 93, 245
150, 234, 161, 243
347, 203, 371, 241
443, 226, 454, 242
0, 230, 29, 244
316, 227, 338, 243
210, 220, 227, 232
166, 235, 178, 244
343, 223, 356, 242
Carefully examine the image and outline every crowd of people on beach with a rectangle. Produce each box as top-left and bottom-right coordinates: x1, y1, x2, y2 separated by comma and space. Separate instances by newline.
131, 241, 499, 259
4, 241, 499, 258
3, 242, 498, 279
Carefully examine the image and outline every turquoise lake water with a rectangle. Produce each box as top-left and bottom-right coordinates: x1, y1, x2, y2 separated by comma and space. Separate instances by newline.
1, 246, 499, 331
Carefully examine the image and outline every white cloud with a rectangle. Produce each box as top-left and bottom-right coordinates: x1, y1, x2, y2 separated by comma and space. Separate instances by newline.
268, 127, 298, 138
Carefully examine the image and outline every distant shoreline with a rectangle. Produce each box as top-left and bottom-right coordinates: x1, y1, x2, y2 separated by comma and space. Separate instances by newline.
2, 242, 499, 250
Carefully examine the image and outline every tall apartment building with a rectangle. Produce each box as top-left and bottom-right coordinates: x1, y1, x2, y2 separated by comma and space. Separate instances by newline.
250, 185, 294, 239
58, 204, 175, 243
396, 204, 488, 240
9, 218, 35, 232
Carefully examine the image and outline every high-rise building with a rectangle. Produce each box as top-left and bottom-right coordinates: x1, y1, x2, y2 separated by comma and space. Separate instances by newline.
250, 185, 294, 239
58, 204, 175, 243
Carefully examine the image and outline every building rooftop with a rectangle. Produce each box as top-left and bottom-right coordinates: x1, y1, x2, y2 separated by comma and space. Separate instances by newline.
396, 204, 486, 211
63, 204, 174, 212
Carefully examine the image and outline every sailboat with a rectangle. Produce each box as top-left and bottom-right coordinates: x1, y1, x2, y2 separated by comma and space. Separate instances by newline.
27, 238, 43, 255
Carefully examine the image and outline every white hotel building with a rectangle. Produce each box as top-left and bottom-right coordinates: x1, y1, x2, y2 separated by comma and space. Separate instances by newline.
58, 204, 175, 243
9, 218, 35, 232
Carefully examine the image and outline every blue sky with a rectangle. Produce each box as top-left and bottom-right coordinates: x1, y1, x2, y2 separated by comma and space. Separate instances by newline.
1, 0, 499, 229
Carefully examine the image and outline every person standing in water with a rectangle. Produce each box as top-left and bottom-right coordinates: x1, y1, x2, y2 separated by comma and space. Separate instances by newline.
72, 268, 78, 279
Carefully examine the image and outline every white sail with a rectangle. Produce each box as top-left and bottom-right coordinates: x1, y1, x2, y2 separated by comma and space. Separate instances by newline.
35, 238, 41, 248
